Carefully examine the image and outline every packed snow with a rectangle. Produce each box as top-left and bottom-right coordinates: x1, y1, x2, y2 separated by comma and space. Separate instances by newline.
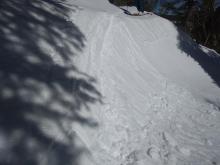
0, 0, 220, 165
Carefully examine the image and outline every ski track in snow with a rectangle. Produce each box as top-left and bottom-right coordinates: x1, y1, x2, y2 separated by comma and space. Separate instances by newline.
71, 8, 220, 165
3, 0, 219, 164
26, 3, 220, 164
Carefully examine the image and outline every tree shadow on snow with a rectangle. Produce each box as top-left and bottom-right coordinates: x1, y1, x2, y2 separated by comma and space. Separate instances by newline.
176, 28, 220, 92
176, 27, 220, 107
0, 0, 102, 165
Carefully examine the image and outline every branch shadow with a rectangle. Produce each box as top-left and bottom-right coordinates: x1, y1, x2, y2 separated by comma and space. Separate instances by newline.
0, 0, 102, 164
176, 28, 220, 89
119, 7, 133, 15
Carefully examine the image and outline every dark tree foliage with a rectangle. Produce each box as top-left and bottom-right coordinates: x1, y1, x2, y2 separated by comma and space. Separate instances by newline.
161, 0, 220, 53
109, 0, 133, 6
109, 0, 157, 12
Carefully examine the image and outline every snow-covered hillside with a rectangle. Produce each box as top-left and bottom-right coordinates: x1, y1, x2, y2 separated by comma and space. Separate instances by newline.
0, 0, 220, 165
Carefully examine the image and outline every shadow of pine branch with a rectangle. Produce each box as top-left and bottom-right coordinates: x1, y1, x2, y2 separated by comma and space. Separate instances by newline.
0, 0, 102, 164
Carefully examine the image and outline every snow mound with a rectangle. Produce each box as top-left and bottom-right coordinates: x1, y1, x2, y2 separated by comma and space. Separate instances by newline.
0, 0, 220, 165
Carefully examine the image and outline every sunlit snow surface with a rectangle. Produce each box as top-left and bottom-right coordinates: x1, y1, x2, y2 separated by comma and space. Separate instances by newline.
0, 0, 220, 165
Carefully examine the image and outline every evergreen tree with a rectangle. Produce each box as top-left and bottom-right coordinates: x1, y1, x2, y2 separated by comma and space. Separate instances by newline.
158, 0, 220, 53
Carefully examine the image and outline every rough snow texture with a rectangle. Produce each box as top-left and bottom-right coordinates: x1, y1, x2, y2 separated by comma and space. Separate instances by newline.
0, 0, 220, 165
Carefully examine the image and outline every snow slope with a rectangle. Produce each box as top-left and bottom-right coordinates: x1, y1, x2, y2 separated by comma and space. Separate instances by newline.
0, 0, 220, 165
